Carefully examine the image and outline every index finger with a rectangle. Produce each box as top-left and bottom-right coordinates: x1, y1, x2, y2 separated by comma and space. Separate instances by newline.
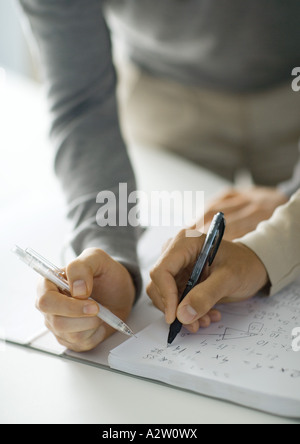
36, 278, 99, 317
149, 232, 205, 323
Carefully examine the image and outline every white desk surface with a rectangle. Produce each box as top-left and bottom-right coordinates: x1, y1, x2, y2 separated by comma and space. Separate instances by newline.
0, 71, 299, 424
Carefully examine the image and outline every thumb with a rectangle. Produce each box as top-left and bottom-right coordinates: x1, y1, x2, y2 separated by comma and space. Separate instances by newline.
66, 248, 106, 300
176, 270, 227, 325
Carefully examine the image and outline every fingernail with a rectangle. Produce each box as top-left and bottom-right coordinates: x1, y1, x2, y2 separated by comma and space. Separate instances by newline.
72, 280, 87, 297
177, 304, 198, 324
83, 303, 98, 315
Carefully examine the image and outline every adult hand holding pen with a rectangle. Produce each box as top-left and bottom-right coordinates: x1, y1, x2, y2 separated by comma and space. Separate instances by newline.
147, 229, 269, 333
36, 248, 136, 352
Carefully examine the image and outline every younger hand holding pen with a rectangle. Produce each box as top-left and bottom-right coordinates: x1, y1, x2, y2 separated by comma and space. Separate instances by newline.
36, 248, 136, 352
147, 229, 269, 333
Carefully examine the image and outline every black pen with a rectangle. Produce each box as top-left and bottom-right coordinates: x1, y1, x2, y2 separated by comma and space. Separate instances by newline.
167, 212, 226, 345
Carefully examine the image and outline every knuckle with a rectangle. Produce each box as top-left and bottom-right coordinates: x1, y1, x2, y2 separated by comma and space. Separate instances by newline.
146, 283, 156, 302
149, 268, 158, 281
82, 247, 108, 264
176, 228, 188, 240
151, 299, 161, 311
81, 337, 96, 352
69, 341, 93, 353
65, 332, 94, 352
51, 316, 65, 332
83, 247, 103, 256
146, 281, 152, 295
36, 292, 50, 312
66, 259, 82, 276
67, 331, 84, 344
44, 318, 54, 334
55, 336, 68, 348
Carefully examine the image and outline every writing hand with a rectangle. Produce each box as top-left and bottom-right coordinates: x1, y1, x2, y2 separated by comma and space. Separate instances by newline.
36, 248, 135, 352
147, 229, 268, 333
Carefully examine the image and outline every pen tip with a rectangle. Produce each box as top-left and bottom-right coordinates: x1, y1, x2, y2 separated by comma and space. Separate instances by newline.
167, 333, 175, 346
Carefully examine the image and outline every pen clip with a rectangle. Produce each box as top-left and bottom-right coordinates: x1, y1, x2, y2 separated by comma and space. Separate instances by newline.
208, 216, 226, 266
25, 247, 70, 293
26, 248, 66, 279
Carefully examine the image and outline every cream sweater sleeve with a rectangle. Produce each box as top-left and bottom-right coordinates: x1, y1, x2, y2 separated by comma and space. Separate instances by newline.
236, 190, 300, 296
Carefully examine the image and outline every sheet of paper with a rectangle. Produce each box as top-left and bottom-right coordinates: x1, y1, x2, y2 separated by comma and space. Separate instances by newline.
109, 281, 300, 417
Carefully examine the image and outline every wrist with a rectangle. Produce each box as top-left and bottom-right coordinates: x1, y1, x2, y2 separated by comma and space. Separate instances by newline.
236, 242, 270, 294
117, 261, 139, 307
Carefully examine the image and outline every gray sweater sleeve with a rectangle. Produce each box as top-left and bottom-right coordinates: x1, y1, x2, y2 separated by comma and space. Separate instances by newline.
19, 0, 142, 299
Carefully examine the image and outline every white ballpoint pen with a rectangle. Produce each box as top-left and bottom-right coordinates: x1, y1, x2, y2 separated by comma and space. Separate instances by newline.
12, 245, 136, 338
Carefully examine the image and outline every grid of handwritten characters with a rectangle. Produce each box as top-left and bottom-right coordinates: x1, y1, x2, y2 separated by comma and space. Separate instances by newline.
142, 283, 300, 381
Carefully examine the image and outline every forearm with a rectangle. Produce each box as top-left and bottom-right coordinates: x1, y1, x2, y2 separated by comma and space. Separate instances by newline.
237, 190, 300, 295
20, 0, 142, 298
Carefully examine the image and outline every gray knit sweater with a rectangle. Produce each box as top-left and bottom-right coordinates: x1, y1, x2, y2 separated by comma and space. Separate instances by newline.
19, 0, 300, 298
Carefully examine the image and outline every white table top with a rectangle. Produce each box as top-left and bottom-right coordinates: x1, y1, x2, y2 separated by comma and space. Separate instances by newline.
0, 70, 298, 424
